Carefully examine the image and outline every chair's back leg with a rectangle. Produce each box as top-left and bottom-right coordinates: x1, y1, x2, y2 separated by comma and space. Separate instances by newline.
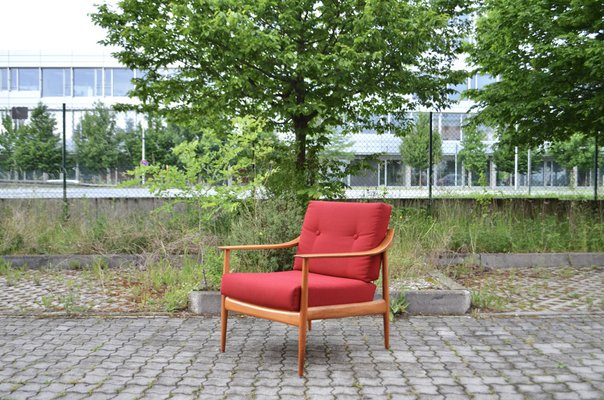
382, 251, 390, 349
383, 313, 390, 349
220, 295, 228, 352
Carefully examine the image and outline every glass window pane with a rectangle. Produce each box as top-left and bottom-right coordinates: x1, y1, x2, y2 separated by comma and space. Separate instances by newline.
104, 69, 112, 96
441, 113, 462, 140
0, 69, 7, 91
18, 68, 39, 91
42, 68, 64, 96
475, 74, 496, 90
448, 81, 468, 101
10, 69, 17, 90
74, 68, 95, 96
112, 68, 134, 96
95, 69, 103, 96
64, 69, 72, 96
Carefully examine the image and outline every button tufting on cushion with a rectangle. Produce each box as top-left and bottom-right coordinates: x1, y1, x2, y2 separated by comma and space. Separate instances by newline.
294, 201, 392, 282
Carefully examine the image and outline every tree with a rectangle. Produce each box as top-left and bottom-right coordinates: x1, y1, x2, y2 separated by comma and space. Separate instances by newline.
74, 102, 120, 181
120, 116, 197, 169
92, 0, 470, 197
492, 131, 544, 185
467, 0, 604, 145
400, 113, 442, 187
549, 133, 595, 188
0, 115, 19, 174
13, 103, 62, 175
459, 124, 488, 186
136, 117, 278, 221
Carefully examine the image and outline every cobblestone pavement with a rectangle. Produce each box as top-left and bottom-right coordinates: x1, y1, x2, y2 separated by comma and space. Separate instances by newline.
456, 266, 604, 313
0, 314, 602, 399
0, 269, 140, 314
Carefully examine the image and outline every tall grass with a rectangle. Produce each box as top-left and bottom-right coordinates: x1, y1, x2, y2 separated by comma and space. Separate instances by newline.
2, 199, 603, 282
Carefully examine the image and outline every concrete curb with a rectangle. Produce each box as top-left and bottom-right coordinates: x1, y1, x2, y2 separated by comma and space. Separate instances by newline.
438, 252, 604, 269
189, 272, 472, 316
1, 254, 201, 269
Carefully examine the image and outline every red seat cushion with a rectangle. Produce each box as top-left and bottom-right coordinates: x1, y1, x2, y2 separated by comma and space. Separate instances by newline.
293, 201, 392, 282
221, 270, 376, 312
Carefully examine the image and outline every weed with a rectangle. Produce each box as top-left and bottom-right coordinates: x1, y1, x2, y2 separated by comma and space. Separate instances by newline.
471, 286, 507, 311
41, 295, 54, 309
389, 291, 409, 321
68, 260, 82, 270
0, 258, 11, 275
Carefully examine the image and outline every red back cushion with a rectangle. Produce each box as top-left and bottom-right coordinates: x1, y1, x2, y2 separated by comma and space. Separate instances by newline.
293, 201, 392, 282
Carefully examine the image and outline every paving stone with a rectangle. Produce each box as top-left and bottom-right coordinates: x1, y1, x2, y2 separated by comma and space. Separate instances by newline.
0, 315, 603, 400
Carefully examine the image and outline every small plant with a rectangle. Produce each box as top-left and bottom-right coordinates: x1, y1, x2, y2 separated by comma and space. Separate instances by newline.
471, 286, 507, 311
40, 295, 55, 310
389, 291, 409, 321
0, 258, 12, 275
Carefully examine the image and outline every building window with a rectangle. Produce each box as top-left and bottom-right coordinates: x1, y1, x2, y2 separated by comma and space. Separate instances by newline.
474, 74, 496, 90
74, 68, 102, 97
17, 68, 40, 91
440, 113, 463, 140
0, 69, 7, 91
42, 68, 72, 97
103, 68, 134, 96
112, 68, 134, 96
6, 68, 40, 91
447, 80, 468, 102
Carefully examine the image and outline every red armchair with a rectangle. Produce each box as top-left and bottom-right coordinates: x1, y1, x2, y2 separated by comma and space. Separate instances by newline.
219, 200, 394, 376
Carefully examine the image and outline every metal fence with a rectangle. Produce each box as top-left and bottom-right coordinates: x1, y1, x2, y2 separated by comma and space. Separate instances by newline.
0, 107, 601, 200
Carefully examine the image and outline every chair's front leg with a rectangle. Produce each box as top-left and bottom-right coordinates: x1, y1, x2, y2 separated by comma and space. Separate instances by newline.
298, 258, 310, 376
221, 249, 231, 353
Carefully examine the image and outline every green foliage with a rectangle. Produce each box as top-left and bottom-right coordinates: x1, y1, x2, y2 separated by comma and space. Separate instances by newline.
459, 124, 488, 181
74, 102, 120, 174
13, 103, 62, 173
400, 113, 442, 186
93, 0, 470, 197
549, 133, 595, 171
134, 116, 277, 224
492, 139, 544, 175
389, 292, 409, 321
467, 0, 604, 145
0, 115, 19, 171
227, 196, 305, 272
120, 116, 196, 168
470, 285, 507, 311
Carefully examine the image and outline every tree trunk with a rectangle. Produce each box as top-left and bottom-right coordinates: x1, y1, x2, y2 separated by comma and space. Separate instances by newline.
293, 116, 309, 185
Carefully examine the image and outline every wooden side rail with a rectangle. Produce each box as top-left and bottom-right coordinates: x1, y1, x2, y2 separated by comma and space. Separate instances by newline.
294, 229, 395, 260
218, 237, 300, 251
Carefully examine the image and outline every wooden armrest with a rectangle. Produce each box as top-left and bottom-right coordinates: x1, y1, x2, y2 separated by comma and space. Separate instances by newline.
294, 229, 395, 259
219, 236, 300, 251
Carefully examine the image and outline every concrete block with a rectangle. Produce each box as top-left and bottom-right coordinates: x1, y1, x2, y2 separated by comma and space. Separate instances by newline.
480, 253, 570, 269
567, 253, 604, 267
404, 290, 471, 316
188, 291, 221, 315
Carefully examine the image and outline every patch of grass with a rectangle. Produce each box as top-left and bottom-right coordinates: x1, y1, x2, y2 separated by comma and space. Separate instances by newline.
119, 253, 223, 312
470, 286, 508, 312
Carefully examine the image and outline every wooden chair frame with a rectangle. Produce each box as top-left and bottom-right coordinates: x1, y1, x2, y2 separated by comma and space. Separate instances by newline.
219, 228, 395, 376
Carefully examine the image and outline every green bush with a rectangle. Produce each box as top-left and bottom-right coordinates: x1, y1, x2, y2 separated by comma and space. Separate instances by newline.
227, 196, 305, 272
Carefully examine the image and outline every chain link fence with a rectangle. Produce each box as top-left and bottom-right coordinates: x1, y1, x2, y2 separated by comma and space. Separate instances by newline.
0, 107, 602, 200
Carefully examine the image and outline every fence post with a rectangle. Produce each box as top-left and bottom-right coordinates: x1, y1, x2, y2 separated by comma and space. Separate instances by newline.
595, 131, 599, 212
62, 103, 69, 221
428, 111, 433, 209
